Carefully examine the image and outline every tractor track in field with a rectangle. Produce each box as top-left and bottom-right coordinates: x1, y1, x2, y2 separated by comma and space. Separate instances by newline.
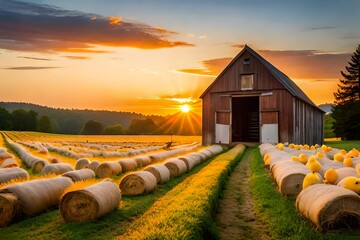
215, 148, 271, 240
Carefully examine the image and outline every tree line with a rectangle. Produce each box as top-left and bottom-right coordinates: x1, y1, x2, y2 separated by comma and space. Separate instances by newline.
0, 108, 171, 135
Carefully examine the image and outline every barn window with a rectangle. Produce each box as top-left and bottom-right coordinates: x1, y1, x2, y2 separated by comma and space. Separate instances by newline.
240, 74, 253, 90
244, 58, 250, 65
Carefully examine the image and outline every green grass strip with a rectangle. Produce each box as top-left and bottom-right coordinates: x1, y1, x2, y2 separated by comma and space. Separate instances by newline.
250, 148, 360, 240
120, 144, 246, 240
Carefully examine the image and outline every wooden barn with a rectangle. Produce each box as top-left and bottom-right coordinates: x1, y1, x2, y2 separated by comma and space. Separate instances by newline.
200, 45, 324, 146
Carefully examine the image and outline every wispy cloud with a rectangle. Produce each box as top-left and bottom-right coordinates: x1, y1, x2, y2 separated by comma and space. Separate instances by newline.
304, 26, 337, 31
0, 0, 194, 53
177, 49, 351, 79
64, 56, 91, 60
231, 43, 245, 49
3, 66, 61, 70
17, 56, 52, 61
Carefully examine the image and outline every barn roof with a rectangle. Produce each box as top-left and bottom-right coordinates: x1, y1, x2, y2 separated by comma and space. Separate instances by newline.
200, 45, 318, 108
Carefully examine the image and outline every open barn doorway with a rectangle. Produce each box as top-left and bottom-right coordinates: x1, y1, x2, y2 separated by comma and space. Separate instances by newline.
232, 96, 259, 142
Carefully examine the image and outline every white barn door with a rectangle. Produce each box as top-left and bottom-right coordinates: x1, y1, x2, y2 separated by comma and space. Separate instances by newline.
260, 111, 279, 144
215, 111, 230, 144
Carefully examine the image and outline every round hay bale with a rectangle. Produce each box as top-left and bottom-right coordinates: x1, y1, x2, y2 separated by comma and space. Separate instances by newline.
0, 158, 19, 168
0, 177, 72, 221
96, 162, 122, 178
118, 158, 138, 172
75, 158, 90, 170
164, 159, 188, 178
198, 149, 213, 158
207, 145, 223, 155
334, 167, 359, 185
133, 156, 151, 167
186, 153, 203, 163
31, 159, 48, 173
40, 163, 74, 176
296, 184, 360, 230
0, 148, 13, 160
84, 160, 100, 173
60, 179, 121, 222
177, 156, 197, 170
318, 159, 344, 177
0, 192, 21, 227
271, 160, 310, 197
0, 167, 29, 184
120, 171, 157, 196
62, 169, 95, 182
143, 164, 170, 184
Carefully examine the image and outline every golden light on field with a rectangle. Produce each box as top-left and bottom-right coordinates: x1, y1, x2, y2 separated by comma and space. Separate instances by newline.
180, 104, 190, 113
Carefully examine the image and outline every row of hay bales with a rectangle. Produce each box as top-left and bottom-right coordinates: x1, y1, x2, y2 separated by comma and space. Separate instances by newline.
17, 141, 48, 154
72, 143, 201, 179
0, 170, 121, 227
4, 138, 49, 173
259, 143, 360, 231
0, 147, 18, 168
119, 145, 223, 196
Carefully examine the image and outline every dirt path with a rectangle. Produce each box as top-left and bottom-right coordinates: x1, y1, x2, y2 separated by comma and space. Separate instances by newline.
215, 148, 271, 240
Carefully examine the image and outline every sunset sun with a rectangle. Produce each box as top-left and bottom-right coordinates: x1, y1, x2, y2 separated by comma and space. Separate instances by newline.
180, 104, 190, 113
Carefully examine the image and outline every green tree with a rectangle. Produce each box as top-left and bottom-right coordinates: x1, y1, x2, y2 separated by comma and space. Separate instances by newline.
128, 118, 157, 135
0, 108, 12, 130
11, 109, 38, 131
333, 44, 360, 139
103, 124, 125, 135
37, 116, 52, 133
80, 120, 103, 135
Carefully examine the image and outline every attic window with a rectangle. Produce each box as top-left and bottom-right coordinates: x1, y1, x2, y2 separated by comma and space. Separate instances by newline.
240, 74, 253, 90
244, 58, 250, 65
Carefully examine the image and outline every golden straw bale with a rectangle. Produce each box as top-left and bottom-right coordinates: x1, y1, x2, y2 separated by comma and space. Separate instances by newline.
296, 184, 360, 230
118, 158, 138, 172
96, 162, 122, 178
0, 177, 72, 227
84, 160, 100, 173
0, 168, 29, 184
60, 179, 121, 222
143, 164, 171, 184
120, 171, 157, 196
133, 156, 151, 168
164, 159, 188, 178
0, 158, 19, 168
40, 163, 74, 176
75, 158, 90, 170
62, 169, 96, 182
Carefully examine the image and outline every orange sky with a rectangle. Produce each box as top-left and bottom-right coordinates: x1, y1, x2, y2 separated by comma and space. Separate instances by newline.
0, 0, 358, 115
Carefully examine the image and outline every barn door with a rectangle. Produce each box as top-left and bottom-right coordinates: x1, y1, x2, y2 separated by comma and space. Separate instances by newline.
261, 111, 279, 143
215, 111, 230, 144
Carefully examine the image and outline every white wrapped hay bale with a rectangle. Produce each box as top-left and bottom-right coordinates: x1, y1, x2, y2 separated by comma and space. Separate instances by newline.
296, 184, 360, 230
0, 158, 19, 168
84, 160, 100, 173
143, 164, 171, 184
62, 169, 96, 182
177, 156, 197, 171
40, 163, 74, 176
60, 179, 121, 222
0, 167, 29, 184
120, 171, 157, 196
334, 167, 359, 185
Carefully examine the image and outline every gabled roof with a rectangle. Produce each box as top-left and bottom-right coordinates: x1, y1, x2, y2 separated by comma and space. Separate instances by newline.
200, 45, 318, 108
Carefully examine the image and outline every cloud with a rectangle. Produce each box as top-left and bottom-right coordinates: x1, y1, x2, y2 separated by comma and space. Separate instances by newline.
3, 66, 61, 70
306, 26, 337, 31
177, 57, 232, 77
177, 49, 351, 80
17, 56, 52, 61
0, 0, 194, 53
231, 43, 245, 49
64, 56, 91, 60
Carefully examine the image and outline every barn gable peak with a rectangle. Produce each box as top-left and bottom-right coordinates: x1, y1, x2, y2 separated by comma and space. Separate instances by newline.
200, 45, 318, 108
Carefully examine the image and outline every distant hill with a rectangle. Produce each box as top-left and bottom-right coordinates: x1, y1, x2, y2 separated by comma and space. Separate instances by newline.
0, 102, 165, 134
318, 103, 334, 114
